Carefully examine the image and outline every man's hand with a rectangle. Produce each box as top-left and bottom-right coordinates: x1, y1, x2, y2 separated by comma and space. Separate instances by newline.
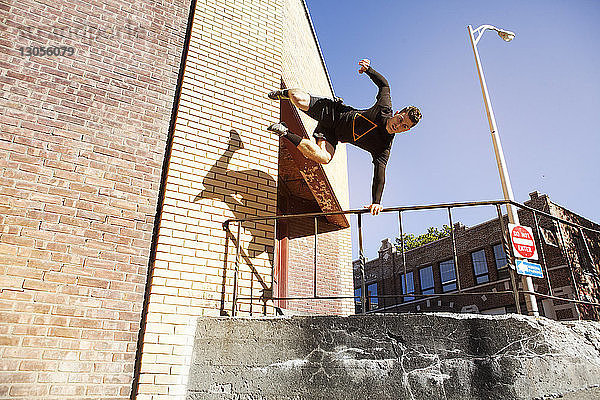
365, 203, 383, 216
358, 59, 370, 74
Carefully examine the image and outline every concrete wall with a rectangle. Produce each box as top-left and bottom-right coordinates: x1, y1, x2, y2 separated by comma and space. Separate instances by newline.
0, 0, 191, 398
187, 314, 600, 400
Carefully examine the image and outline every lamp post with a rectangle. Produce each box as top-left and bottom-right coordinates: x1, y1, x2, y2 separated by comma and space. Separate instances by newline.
467, 24, 539, 316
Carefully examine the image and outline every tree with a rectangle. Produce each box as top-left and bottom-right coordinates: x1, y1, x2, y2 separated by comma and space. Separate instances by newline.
395, 225, 452, 251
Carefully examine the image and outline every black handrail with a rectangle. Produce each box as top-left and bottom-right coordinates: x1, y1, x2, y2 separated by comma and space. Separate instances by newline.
223, 199, 600, 235
222, 199, 600, 317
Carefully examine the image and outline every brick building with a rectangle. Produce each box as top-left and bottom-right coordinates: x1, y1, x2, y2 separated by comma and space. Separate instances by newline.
354, 192, 600, 321
0, 0, 352, 398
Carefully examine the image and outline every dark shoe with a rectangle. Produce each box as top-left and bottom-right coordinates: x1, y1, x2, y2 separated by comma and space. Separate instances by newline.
267, 90, 289, 100
267, 122, 288, 136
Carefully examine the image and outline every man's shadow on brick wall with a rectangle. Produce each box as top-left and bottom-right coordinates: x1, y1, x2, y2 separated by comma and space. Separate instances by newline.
194, 130, 275, 315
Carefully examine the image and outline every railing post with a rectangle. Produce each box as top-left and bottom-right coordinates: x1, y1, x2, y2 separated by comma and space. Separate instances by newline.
579, 227, 594, 272
555, 220, 582, 319
379, 250, 386, 309
358, 213, 367, 314
232, 222, 242, 317
268, 220, 276, 316
314, 216, 318, 299
532, 211, 553, 297
398, 211, 408, 302
391, 245, 399, 306
447, 207, 462, 292
496, 204, 521, 314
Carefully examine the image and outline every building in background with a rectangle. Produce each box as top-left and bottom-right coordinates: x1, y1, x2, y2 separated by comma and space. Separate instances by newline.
0, 0, 352, 398
354, 192, 600, 321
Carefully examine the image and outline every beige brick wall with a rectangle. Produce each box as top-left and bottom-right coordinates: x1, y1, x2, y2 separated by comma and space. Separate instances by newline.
281, 0, 350, 211
136, 0, 283, 398
137, 0, 354, 394
280, 0, 353, 315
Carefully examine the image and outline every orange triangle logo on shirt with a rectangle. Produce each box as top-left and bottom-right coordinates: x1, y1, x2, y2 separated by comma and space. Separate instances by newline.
352, 113, 377, 142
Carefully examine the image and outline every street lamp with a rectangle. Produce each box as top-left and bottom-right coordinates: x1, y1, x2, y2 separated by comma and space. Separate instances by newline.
467, 24, 539, 317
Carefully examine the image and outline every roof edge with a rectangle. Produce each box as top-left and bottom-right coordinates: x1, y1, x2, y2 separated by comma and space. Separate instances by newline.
300, 0, 335, 97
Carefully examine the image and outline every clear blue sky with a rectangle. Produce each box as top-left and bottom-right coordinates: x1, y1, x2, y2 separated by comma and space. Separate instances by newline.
304, 0, 600, 260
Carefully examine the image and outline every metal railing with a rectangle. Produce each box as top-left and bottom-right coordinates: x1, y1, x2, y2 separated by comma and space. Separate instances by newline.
222, 199, 600, 318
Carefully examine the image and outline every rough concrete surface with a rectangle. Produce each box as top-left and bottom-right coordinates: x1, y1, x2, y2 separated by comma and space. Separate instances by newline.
186, 314, 600, 400
537, 385, 600, 400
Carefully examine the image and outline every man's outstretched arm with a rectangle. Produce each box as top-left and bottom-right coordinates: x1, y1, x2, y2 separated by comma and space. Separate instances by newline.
366, 161, 386, 216
358, 59, 391, 103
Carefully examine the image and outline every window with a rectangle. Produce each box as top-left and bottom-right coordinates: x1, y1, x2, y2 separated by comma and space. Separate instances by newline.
540, 226, 559, 247
367, 282, 378, 310
419, 266, 435, 295
354, 287, 362, 314
493, 243, 507, 270
354, 285, 378, 311
471, 249, 489, 284
354, 288, 361, 305
400, 271, 414, 301
439, 260, 457, 292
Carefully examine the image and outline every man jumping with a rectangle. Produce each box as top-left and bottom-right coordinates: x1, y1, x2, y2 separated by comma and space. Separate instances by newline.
267, 59, 422, 215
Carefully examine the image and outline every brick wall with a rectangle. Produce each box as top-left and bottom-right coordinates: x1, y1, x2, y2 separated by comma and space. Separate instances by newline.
547, 200, 600, 320
1, 0, 355, 398
135, 0, 284, 398
279, 0, 353, 316
355, 193, 598, 320
0, 0, 191, 398
284, 218, 353, 315
281, 0, 349, 209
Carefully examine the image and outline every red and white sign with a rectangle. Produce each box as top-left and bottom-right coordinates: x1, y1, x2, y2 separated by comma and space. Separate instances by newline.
508, 224, 538, 260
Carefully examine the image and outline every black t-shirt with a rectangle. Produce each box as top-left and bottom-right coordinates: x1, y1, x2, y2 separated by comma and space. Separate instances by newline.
334, 67, 394, 204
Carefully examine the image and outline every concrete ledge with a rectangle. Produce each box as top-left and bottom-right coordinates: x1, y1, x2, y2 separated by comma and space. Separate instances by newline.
187, 313, 600, 400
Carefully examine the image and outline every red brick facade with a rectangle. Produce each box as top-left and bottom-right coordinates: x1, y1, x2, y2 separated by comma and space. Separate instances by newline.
0, 0, 192, 398
1, 0, 353, 398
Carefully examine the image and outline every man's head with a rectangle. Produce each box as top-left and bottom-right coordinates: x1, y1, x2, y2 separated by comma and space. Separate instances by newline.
386, 106, 422, 134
